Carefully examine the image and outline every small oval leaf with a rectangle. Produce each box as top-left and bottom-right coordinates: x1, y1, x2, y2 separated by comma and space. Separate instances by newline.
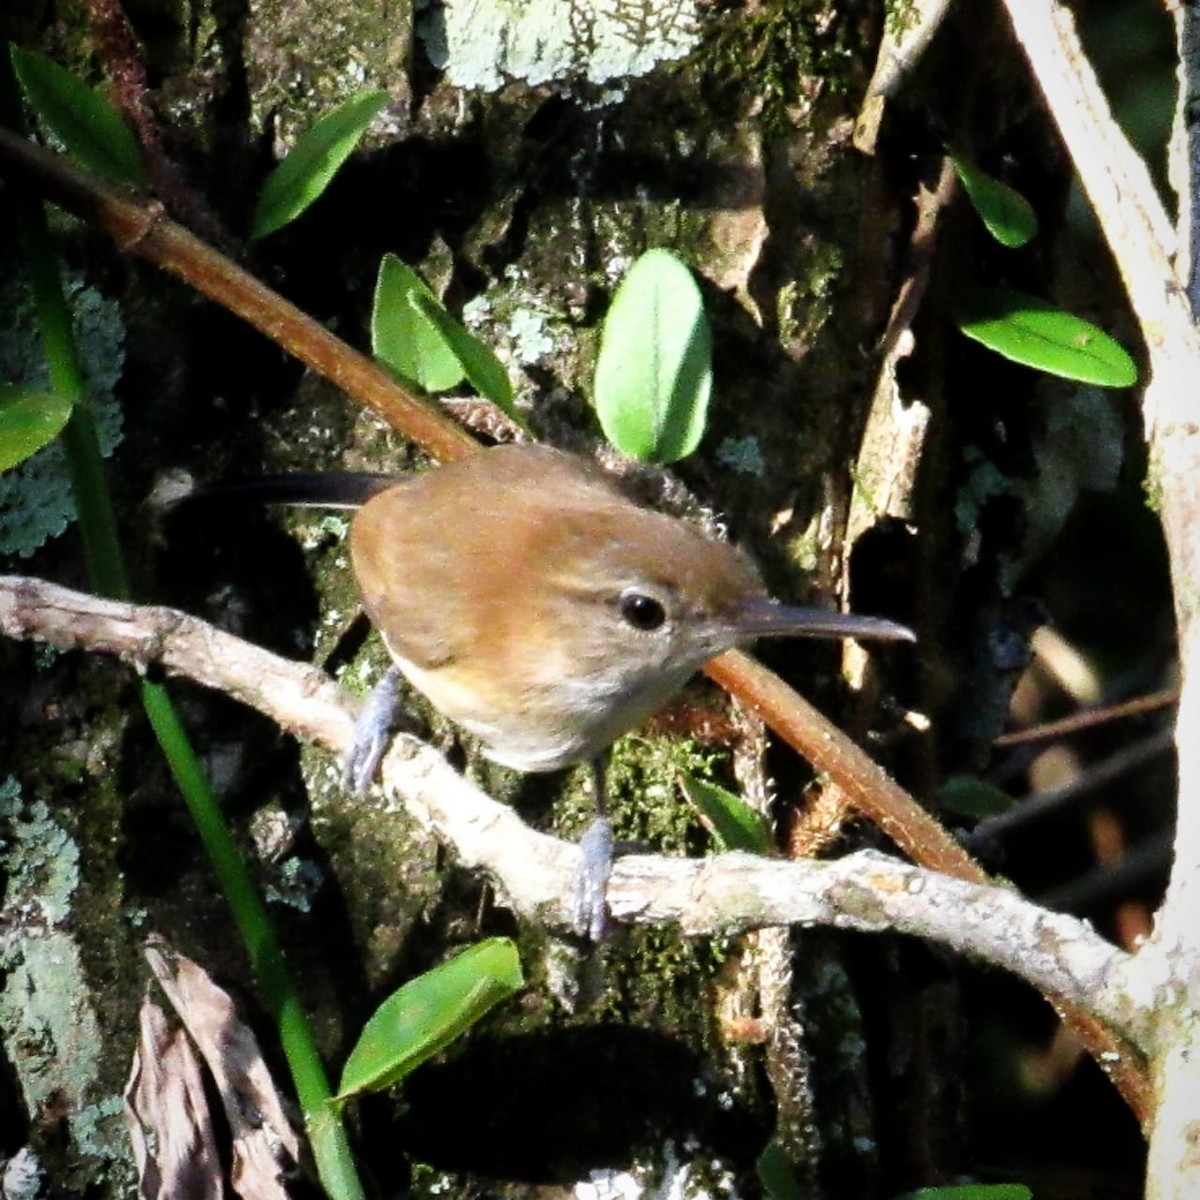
250, 89, 389, 240
336, 938, 523, 1102
0, 383, 73, 472
10, 45, 146, 186
681, 774, 773, 855
371, 254, 464, 393
594, 248, 712, 464
957, 286, 1138, 387
408, 290, 520, 421
948, 149, 1038, 248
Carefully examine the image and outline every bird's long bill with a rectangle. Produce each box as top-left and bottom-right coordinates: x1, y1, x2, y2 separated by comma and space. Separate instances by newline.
731, 598, 915, 643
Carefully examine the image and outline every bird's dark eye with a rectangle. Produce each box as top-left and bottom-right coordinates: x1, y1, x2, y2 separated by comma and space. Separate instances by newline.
620, 591, 667, 631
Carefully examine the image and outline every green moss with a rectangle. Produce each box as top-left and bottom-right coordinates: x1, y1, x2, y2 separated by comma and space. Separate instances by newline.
301, 735, 444, 988
884, 0, 920, 39
1142, 460, 1164, 513
783, 515, 822, 573
548, 734, 737, 1038
245, 0, 413, 151
605, 733, 720, 850
777, 240, 845, 350
703, 0, 859, 133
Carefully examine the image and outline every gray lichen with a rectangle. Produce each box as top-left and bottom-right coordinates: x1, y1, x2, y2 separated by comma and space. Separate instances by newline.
0, 270, 125, 557
0, 778, 125, 1185
417, 0, 701, 90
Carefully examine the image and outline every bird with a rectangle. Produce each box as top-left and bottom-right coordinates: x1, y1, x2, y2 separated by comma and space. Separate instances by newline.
189, 442, 913, 937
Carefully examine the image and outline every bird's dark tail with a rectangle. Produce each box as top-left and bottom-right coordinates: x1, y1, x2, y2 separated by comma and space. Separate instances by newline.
162, 471, 397, 512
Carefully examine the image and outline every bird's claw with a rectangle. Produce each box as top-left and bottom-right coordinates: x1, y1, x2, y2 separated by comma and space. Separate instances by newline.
574, 816, 616, 942
343, 668, 402, 795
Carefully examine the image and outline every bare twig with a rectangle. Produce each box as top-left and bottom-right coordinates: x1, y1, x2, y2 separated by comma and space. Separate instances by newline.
0, 126, 478, 465
854, 0, 955, 152
975, 730, 1175, 841
0, 575, 1154, 1070
993, 686, 1179, 746
0, 573, 1146, 1049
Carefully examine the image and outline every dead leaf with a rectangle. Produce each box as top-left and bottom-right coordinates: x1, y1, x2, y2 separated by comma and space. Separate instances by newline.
123, 998, 222, 1200
142, 938, 303, 1200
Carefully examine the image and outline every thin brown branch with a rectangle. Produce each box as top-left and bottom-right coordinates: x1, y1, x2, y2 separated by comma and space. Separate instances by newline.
993, 686, 1179, 747
976, 730, 1176, 841
0, 126, 479, 466
708, 650, 981, 880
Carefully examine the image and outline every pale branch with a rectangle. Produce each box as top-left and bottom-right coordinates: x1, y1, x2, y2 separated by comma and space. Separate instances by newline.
0, 573, 1144, 1047
997, 0, 1200, 686
0, 574, 354, 753
1002, 0, 1179, 321
1001, 3, 1200, 1193
395, 729, 1143, 1041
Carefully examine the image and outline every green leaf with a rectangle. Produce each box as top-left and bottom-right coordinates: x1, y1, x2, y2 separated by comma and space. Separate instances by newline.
250, 89, 389, 240
756, 1138, 805, 1200
681, 774, 773, 855
10, 45, 145, 187
893, 1186, 1031, 1200
594, 248, 712, 463
948, 149, 1038, 248
370, 255, 523, 421
957, 286, 1138, 387
408, 291, 522, 422
371, 254, 465, 393
336, 938, 523, 1102
935, 775, 1014, 820
0, 383, 73, 472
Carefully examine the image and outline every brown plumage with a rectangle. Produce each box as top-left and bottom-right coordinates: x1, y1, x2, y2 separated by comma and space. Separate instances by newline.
349, 444, 911, 771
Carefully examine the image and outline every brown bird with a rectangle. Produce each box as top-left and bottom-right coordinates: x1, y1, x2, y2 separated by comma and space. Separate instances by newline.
193, 443, 913, 936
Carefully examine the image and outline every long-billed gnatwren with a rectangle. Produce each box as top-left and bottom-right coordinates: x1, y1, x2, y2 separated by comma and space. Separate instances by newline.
330, 443, 913, 937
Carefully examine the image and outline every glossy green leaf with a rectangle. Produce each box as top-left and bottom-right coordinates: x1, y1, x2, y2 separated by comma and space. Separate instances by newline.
893, 1186, 1031, 1200
0, 383, 73, 473
948, 149, 1037, 248
594, 248, 712, 463
935, 775, 1013, 820
957, 286, 1138, 387
681, 775, 773, 855
408, 290, 521, 422
10, 45, 145, 186
756, 1138, 804, 1200
371, 254, 465, 393
250, 89, 388, 240
336, 938, 523, 1102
